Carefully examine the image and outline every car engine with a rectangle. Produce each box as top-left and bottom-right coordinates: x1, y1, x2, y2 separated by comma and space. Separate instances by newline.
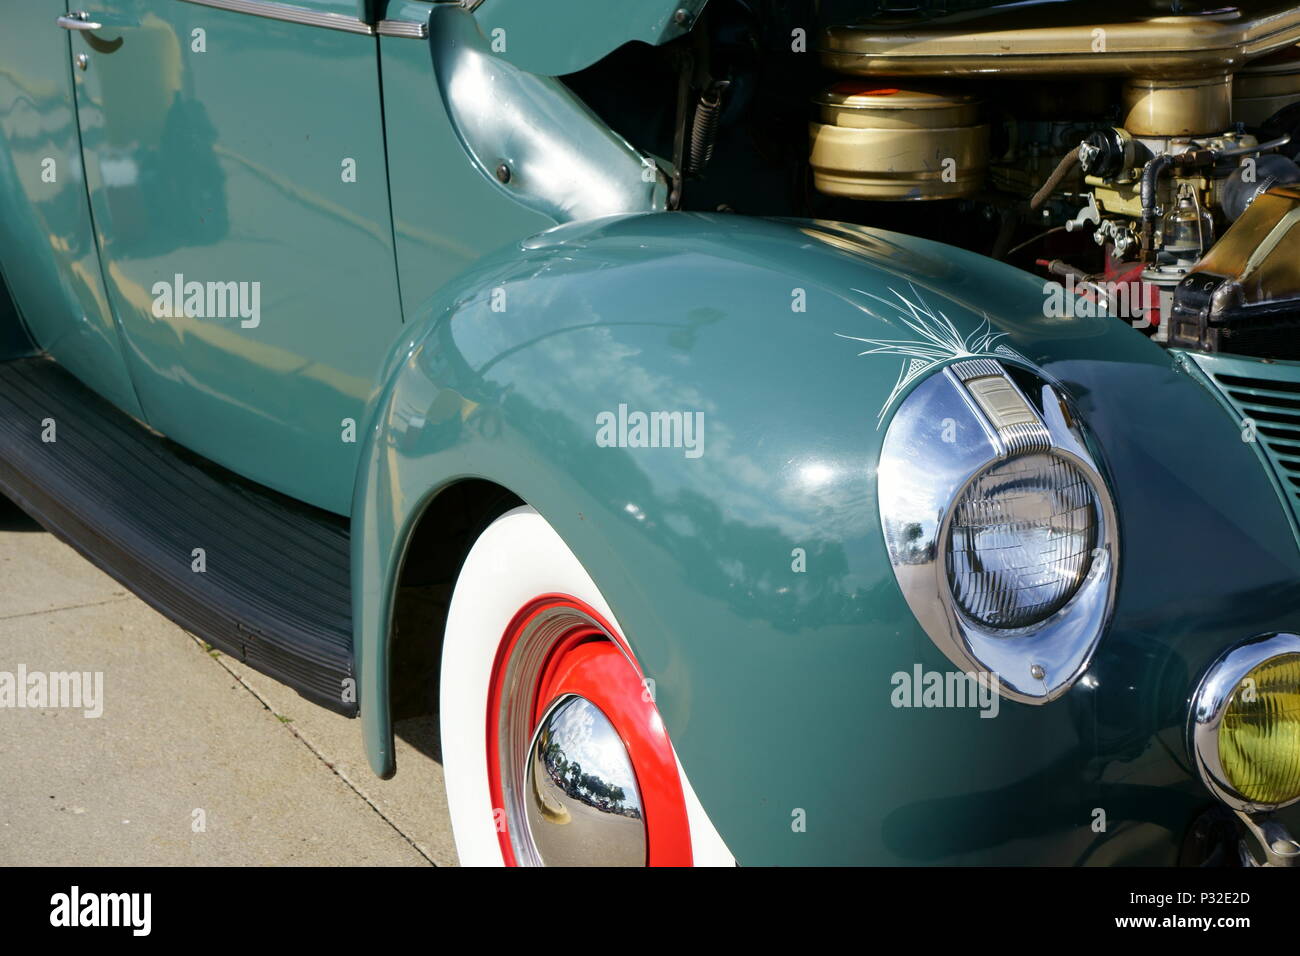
567, 0, 1300, 358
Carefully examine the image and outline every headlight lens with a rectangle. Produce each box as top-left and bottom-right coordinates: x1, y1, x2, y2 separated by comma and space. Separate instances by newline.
1218, 654, 1300, 805
947, 452, 1097, 629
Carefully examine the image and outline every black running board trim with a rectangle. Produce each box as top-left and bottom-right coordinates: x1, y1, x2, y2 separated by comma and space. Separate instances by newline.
0, 358, 356, 715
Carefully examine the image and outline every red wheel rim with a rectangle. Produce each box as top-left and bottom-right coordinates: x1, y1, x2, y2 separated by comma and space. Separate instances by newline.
486, 594, 693, 866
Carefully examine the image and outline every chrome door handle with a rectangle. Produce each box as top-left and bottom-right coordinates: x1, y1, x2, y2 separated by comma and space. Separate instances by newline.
56, 13, 103, 31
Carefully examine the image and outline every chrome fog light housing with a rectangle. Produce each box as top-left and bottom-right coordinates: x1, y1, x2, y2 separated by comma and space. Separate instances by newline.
1190, 633, 1300, 813
878, 358, 1118, 703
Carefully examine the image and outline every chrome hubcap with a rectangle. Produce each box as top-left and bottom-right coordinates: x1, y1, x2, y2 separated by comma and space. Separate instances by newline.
523, 695, 647, 867
493, 603, 653, 866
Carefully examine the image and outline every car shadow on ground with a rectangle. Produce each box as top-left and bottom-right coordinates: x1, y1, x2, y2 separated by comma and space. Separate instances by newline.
395, 714, 442, 764
0, 495, 42, 532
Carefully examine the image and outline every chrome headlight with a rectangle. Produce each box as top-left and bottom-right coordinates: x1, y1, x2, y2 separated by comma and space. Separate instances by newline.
948, 452, 1098, 629
878, 358, 1118, 703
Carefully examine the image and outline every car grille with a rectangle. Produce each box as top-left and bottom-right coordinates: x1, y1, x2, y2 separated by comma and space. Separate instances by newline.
1198, 356, 1300, 523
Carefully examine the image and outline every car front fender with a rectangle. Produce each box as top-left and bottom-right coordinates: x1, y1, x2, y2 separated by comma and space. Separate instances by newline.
353, 212, 1300, 865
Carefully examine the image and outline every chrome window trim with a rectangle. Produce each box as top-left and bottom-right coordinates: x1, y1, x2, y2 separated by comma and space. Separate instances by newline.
376, 19, 429, 39
1189, 632, 1300, 813
177, 0, 375, 35
877, 359, 1119, 704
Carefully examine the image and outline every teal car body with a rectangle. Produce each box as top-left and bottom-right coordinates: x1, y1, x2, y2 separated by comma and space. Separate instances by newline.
353, 212, 1300, 864
2, 0, 1299, 865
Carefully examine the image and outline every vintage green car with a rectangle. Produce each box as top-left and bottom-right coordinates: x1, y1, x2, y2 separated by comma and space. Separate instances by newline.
2, 0, 1299, 867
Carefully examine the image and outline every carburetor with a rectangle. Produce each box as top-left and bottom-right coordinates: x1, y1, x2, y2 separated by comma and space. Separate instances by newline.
1075, 125, 1295, 255
1078, 127, 1242, 260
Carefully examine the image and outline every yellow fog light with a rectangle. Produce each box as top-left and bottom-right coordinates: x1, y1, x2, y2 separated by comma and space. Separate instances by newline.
1192, 635, 1300, 811
1219, 655, 1300, 805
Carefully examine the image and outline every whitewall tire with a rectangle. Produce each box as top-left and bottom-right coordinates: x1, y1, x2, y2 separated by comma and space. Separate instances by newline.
440, 505, 733, 866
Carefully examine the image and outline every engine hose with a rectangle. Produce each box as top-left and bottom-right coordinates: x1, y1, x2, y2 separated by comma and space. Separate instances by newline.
1140, 153, 1174, 262
1029, 146, 1080, 212
686, 81, 729, 178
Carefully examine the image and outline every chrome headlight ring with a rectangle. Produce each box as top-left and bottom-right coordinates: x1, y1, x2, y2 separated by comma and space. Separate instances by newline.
878, 358, 1119, 704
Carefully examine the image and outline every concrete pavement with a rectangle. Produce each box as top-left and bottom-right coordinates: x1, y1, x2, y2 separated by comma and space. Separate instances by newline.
0, 501, 455, 866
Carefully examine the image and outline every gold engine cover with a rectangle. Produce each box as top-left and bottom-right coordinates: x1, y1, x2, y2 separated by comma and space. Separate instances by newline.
808, 84, 988, 201
1234, 45, 1300, 126
820, 1, 1300, 79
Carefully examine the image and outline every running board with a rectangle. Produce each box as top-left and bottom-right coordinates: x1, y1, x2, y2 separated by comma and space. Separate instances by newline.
0, 358, 355, 715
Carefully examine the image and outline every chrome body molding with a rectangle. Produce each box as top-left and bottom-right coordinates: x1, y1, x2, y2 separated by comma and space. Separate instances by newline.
997, 420, 1053, 457
376, 19, 429, 39
947, 358, 1002, 381
947, 358, 1052, 455
877, 360, 1119, 703
1189, 632, 1300, 814
176, 0, 375, 35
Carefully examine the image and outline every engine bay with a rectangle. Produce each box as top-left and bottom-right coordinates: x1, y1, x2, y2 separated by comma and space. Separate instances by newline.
567, 0, 1300, 358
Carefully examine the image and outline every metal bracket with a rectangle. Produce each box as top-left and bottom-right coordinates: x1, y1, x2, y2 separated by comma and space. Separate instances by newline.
1237, 810, 1300, 867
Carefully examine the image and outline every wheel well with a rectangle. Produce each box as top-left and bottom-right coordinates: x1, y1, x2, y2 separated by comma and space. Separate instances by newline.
389, 479, 523, 721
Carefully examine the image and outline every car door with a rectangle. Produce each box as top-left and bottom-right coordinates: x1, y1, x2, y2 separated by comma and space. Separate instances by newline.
67, 0, 403, 515
0, 1, 143, 417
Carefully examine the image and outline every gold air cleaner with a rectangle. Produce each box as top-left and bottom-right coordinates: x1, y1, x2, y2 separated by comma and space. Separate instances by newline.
808, 83, 988, 201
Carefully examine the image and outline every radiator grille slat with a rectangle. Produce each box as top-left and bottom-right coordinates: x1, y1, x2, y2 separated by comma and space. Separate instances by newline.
1214, 368, 1300, 522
